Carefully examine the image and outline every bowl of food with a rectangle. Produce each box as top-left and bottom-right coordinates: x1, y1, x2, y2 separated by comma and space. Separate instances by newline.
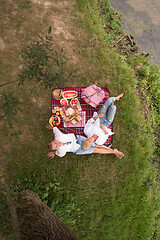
49, 115, 61, 127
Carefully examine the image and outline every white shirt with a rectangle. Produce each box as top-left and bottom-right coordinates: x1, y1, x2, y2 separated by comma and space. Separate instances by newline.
84, 112, 114, 145
53, 127, 80, 157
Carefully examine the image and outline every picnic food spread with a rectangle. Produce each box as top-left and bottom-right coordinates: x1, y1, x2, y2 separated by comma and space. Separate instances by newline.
52, 106, 63, 115
51, 87, 107, 127
59, 90, 79, 107
63, 106, 82, 125
52, 89, 82, 125
60, 90, 82, 125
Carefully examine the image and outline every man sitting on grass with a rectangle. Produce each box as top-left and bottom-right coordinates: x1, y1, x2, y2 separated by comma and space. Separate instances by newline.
83, 93, 124, 148
46, 125, 124, 159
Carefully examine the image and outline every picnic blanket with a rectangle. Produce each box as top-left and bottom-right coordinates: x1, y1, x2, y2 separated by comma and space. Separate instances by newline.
52, 87, 113, 146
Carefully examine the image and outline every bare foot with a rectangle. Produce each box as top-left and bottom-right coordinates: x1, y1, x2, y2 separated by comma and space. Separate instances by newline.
115, 93, 124, 101
114, 149, 124, 159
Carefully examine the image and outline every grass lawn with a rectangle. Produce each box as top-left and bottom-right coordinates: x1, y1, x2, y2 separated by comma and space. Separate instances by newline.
0, 0, 160, 239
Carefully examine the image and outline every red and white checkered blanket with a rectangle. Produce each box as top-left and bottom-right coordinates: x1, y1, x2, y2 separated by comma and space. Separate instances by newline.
52, 87, 113, 146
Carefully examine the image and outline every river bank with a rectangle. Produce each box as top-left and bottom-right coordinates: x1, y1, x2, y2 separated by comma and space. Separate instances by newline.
111, 0, 160, 65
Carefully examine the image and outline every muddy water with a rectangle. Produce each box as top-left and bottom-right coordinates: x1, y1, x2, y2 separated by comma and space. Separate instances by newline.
110, 0, 160, 65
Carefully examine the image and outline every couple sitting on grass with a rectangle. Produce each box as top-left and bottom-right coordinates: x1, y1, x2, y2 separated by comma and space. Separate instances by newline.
47, 93, 124, 159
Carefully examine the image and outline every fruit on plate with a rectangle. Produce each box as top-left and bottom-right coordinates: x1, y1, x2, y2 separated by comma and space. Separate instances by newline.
60, 98, 68, 106
70, 98, 78, 106
53, 116, 60, 126
49, 115, 60, 127
63, 90, 78, 99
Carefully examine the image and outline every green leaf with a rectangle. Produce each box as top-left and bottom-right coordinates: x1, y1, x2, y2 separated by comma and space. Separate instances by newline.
68, 72, 73, 78
63, 55, 69, 61
48, 26, 52, 34
37, 34, 44, 42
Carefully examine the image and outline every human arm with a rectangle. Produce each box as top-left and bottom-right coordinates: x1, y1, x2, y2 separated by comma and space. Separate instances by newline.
46, 124, 53, 130
93, 113, 105, 121
100, 123, 108, 134
47, 150, 67, 158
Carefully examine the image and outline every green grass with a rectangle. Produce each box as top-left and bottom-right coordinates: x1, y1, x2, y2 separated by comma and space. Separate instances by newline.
0, 0, 160, 239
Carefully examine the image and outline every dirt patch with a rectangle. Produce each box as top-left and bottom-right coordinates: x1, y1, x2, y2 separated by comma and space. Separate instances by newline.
31, 0, 72, 8
0, 39, 6, 50
0, 0, 80, 172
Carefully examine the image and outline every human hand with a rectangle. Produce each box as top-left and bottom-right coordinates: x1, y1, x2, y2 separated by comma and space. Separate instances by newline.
46, 124, 53, 130
47, 152, 56, 158
98, 113, 105, 118
93, 113, 105, 120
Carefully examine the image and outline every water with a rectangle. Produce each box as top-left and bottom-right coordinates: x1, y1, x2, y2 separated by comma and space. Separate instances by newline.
110, 0, 160, 65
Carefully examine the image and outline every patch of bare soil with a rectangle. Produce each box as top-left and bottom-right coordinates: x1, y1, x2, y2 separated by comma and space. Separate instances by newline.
0, 38, 6, 50
0, 0, 80, 82
31, 0, 79, 66
0, 0, 80, 171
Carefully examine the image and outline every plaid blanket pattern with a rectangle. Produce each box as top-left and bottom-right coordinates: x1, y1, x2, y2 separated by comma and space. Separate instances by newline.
52, 87, 113, 146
